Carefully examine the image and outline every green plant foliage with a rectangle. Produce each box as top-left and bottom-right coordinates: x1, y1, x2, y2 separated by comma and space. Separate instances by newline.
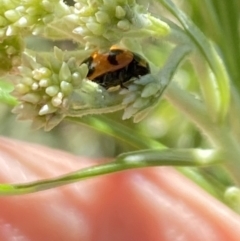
0, 0, 240, 212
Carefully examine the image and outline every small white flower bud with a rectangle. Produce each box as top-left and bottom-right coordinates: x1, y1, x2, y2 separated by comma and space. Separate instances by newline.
60, 81, 73, 95
133, 97, 149, 108
4, 10, 21, 22
15, 83, 30, 94
122, 105, 138, 120
115, 6, 126, 19
59, 62, 71, 82
142, 83, 160, 97
21, 93, 41, 104
31, 82, 39, 91
122, 92, 137, 105
95, 11, 110, 24
86, 22, 104, 36
39, 78, 51, 87
6, 25, 17, 36
22, 77, 34, 86
45, 85, 60, 97
117, 20, 130, 31
39, 103, 57, 115
51, 96, 62, 107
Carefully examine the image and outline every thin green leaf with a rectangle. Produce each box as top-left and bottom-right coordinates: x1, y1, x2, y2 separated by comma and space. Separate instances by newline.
67, 115, 165, 150
0, 80, 18, 106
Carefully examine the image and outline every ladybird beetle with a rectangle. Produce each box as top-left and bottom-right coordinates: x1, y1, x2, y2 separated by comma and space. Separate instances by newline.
82, 46, 150, 89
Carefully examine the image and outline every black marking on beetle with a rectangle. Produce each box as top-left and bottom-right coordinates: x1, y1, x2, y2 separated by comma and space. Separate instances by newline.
107, 49, 124, 65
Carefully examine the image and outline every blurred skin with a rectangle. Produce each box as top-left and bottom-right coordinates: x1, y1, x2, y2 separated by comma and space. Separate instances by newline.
0, 137, 240, 241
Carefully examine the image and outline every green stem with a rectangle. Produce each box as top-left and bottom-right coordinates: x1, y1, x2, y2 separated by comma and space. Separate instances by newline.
165, 84, 217, 143
158, 0, 230, 122
0, 148, 223, 195
165, 83, 240, 185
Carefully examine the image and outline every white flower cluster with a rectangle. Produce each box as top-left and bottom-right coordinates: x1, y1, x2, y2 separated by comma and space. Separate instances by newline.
120, 74, 163, 122
1, 0, 70, 38
12, 47, 89, 130
71, 0, 169, 49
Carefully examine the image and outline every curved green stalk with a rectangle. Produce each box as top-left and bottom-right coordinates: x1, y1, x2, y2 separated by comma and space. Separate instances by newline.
0, 148, 223, 195
158, 0, 230, 123
165, 83, 240, 185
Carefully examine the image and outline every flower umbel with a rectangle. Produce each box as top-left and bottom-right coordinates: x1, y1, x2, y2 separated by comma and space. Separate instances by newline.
12, 47, 89, 130
120, 73, 164, 122
73, 0, 170, 49
1, 0, 71, 38
12, 47, 146, 130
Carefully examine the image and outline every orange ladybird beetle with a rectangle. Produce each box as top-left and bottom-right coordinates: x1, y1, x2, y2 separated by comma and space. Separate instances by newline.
82, 46, 150, 89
